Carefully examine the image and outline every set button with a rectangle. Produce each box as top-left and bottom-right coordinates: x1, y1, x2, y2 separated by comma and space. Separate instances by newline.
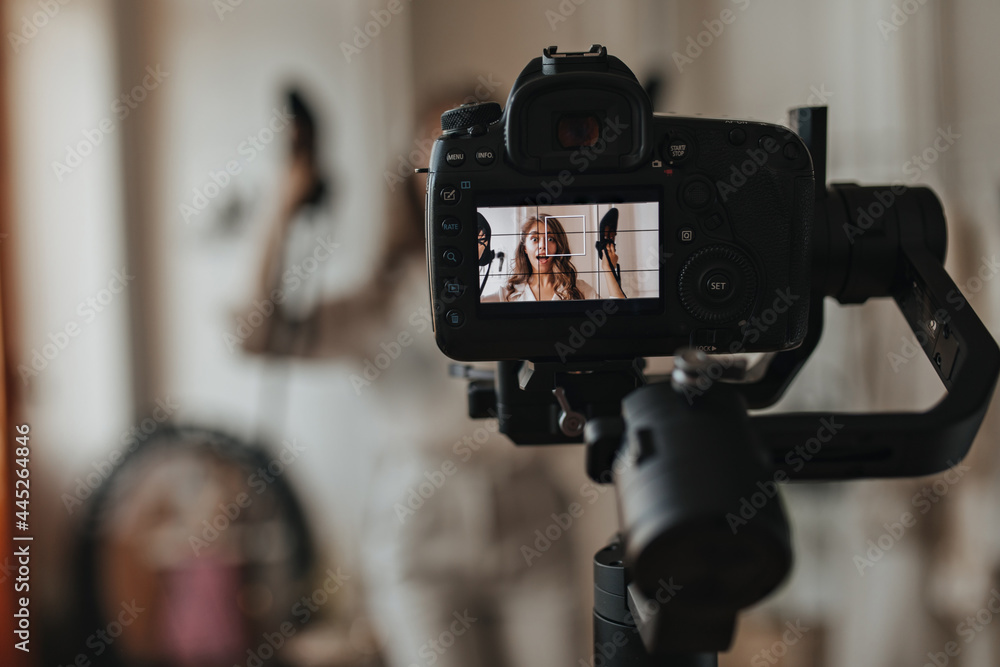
703, 272, 734, 301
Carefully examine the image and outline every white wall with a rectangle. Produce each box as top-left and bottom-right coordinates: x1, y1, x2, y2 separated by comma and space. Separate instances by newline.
4, 0, 132, 480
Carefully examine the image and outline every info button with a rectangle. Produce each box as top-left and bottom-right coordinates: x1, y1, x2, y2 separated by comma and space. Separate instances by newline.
475, 148, 496, 165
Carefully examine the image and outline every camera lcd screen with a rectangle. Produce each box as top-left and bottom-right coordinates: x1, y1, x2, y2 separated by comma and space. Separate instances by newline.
477, 202, 660, 305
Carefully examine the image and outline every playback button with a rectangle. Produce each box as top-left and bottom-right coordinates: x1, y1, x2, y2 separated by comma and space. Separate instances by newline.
440, 277, 467, 297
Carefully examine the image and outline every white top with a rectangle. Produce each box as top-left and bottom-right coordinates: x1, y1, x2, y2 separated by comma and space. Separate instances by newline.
499, 278, 599, 302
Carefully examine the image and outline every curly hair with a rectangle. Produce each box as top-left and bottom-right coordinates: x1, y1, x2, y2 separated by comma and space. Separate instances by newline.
503, 214, 584, 301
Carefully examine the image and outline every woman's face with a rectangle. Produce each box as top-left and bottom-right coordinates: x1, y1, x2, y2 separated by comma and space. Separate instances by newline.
524, 221, 558, 273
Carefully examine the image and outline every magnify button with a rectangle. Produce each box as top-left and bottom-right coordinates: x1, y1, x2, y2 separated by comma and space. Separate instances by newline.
441, 247, 463, 267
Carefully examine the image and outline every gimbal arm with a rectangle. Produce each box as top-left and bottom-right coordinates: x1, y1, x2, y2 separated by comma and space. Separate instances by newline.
742, 108, 999, 480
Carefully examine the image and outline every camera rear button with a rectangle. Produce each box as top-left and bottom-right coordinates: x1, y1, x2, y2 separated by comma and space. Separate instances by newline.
446, 149, 465, 167
440, 217, 461, 236
475, 148, 496, 166
441, 247, 463, 267
681, 177, 714, 210
439, 185, 460, 204
703, 272, 734, 301
664, 133, 693, 164
445, 309, 466, 328
441, 278, 467, 297
702, 213, 724, 231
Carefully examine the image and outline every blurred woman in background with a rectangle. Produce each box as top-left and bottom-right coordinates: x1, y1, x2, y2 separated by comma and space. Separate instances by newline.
241, 88, 583, 667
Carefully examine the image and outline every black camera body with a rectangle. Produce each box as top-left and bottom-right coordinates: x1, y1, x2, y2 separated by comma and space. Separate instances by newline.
426, 45, 813, 362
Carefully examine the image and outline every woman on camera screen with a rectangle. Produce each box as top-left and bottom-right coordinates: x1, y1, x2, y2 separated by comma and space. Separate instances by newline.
502, 214, 625, 301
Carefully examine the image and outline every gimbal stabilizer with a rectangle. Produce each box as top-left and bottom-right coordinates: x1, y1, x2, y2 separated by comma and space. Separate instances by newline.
454, 107, 1000, 664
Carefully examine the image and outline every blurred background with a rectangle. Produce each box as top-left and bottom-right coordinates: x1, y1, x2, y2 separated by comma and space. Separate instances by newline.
1, 1, 999, 666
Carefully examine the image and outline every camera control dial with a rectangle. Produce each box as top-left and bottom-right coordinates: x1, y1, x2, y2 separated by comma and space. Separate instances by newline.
679, 246, 757, 323
440, 102, 503, 134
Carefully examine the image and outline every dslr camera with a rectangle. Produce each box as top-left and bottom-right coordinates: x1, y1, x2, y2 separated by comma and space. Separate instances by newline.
422, 45, 1000, 662
426, 44, 813, 361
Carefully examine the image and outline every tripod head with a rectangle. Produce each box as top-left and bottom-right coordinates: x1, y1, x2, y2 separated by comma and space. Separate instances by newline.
450, 106, 1000, 659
